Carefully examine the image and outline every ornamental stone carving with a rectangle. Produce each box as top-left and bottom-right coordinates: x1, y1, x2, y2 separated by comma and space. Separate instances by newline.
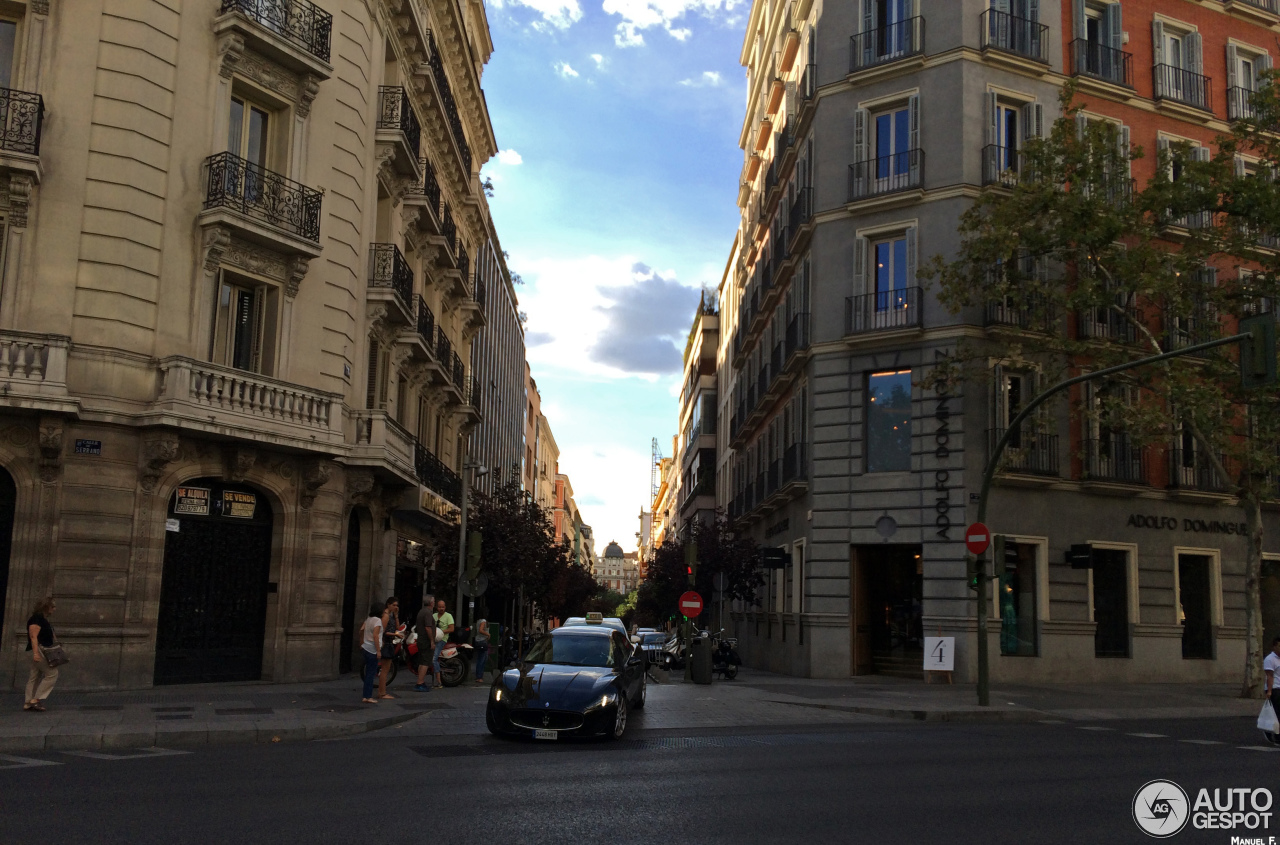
298, 75, 321, 118
37, 418, 62, 482
300, 459, 333, 509
202, 226, 232, 273
8, 174, 33, 229
234, 51, 301, 102
285, 256, 310, 298
139, 432, 181, 493
30, 0, 49, 15
222, 235, 286, 281
345, 469, 377, 507
224, 447, 258, 483
217, 32, 246, 79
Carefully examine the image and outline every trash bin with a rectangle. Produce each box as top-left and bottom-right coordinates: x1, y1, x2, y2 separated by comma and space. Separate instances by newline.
689, 634, 713, 685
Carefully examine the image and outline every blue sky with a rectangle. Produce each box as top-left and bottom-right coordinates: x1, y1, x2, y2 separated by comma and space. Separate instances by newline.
479, 0, 747, 553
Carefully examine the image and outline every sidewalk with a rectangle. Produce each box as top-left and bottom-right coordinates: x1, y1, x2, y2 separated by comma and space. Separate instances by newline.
0, 674, 455, 753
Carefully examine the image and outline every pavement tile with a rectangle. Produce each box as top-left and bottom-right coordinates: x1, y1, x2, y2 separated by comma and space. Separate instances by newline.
99, 725, 157, 749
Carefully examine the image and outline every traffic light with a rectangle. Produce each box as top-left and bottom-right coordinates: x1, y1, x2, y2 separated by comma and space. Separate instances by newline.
684, 540, 698, 585
966, 555, 983, 592
465, 532, 482, 579
993, 535, 1007, 578
1240, 313, 1277, 389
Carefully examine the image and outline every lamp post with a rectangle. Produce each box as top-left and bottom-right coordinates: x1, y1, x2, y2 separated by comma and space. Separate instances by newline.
456, 460, 488, 627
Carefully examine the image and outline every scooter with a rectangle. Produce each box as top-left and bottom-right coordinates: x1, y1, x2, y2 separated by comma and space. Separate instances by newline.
437, 626, 473, 687
711, 630, 741, 680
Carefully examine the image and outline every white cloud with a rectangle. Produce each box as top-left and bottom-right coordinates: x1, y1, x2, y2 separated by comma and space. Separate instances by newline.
496, 148, 524, 165
602, 0, 742, 46
503, 0, 583, 29
555, 61, 580, 78
590, 53, 605, 66
679, 70, 722, 87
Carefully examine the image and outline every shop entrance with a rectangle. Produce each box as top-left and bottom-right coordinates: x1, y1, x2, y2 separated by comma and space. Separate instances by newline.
850, 544, 923, 677
154, 479, 273, 685
339, 510, 363, 675
1178, 554, 1214, 660
0, 468, 14, 638
1092, 548, 1130, 658
1263, 558, 1280, 655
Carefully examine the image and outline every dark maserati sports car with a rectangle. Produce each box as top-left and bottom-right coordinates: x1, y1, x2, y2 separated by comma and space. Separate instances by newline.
486, 624, 646, 740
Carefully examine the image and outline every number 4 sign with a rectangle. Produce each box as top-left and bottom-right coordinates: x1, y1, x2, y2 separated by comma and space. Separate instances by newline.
924, 636, 955, 672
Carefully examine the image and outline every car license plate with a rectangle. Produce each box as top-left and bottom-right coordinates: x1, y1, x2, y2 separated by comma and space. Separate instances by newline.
533, 729, 557, 741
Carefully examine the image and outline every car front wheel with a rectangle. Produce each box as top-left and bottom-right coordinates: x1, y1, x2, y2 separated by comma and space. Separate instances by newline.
608, 695, 628, 740
633, 679, 646, 709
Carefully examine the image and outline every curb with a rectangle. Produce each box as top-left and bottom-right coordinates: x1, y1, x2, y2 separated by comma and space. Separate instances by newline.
0, 710, 421, 753
766, 699, 1045, 723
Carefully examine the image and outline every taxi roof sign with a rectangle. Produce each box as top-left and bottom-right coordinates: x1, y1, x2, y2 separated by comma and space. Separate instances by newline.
584, 612, 604, 623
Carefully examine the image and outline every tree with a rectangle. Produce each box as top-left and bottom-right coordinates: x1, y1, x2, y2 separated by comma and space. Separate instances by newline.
923, 83, 1280, 696
635, 515, 763, 628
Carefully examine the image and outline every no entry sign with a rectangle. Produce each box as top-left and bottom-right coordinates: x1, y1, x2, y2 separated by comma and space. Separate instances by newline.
965, 523, 992, 556
678, 591, 704, 618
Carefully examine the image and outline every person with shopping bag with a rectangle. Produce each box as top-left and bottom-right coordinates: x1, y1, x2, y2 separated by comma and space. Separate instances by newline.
1260, 637, 1280, 743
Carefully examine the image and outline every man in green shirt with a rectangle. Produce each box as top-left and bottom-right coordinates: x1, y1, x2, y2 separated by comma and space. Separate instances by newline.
432, 599, 455, 686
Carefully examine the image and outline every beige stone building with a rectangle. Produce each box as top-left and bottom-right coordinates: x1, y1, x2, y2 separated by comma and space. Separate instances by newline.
0, 0, 508, 690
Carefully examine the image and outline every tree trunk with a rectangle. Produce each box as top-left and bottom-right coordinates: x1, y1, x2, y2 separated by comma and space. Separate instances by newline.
1243, 491, 1266, 698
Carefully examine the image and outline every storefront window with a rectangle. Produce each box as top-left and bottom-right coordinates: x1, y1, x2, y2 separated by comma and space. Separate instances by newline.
867, 370, 912, 472
999, 542, 1038, 656
1093, 548, 1130, 658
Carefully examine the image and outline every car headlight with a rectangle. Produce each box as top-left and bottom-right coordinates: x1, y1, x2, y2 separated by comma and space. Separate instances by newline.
585, 689, 617, 712
493, 687, 503, 702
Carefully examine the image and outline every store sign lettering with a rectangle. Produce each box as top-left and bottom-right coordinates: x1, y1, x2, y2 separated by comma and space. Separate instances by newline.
221, 490, 256, 519
934, 380, 954, 540
1126, 513, 1249, 535
173, 486, 210, 516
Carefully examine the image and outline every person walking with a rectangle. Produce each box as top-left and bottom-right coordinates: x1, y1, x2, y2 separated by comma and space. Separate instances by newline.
414, 595, 436, 692
473, 616, 490, 684
378, 596, 400, 700
433, 598, 454, 686
358, 602, 384, 704
1265, 636, 1280, 723
24, 597, 59, 712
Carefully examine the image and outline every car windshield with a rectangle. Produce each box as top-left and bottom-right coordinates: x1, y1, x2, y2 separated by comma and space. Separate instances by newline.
642, 633, 666, 645
524, 634, 613, 668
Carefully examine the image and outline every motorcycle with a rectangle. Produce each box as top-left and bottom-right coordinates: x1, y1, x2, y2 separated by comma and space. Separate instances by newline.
437, 625, 473, 687
711, 629, 741, 680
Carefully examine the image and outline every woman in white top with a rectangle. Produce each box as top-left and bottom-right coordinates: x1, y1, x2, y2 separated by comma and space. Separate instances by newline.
359, 603, 384, 703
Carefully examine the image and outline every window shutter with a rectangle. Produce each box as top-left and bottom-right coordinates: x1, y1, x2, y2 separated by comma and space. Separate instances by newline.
853, 107, 867, 162
985, 91, 999, 146
994, 0, 1011, 14
1157, 136, 1171, 179
1075, 113, 1088, 140
1152, 20, 1164, 67
785, 81, 797, 119
1186, 32, 1202, 76
366, 340, 380, 409
861, 0, 874, 66
1195, 145, 1211, 163
852, 236, 868, 296
993, 363, 1006, 429
905, 226, 918, 287
1234, 154, 1247, 178
1104, 2, 1122, 51
1119, 124, 1131, 179
1227, 45, 1239, 90
249, 287, 265, 374
1026, 0, 1039, 23
1072, 0, 1085, 40
1022, 102, 1044, 138
908, 94, 920, 151
1258, 53, 1272, 74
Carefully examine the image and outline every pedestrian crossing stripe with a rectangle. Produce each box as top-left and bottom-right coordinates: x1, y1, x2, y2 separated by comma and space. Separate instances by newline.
0, 754, 62, 769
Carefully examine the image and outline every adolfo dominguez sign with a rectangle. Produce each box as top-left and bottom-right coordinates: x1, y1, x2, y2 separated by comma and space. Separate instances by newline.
1127, 513, 1249, 535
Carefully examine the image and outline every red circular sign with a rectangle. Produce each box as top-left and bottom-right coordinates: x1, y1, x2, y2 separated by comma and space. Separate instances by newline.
678, 591, 704, 618
965, 523, 992, 556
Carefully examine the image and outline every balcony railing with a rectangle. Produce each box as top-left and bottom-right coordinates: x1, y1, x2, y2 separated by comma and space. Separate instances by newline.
441, 204, 457, 256
456, 250, 470, 285
1168, 447, 1227, 492
0, 87, 42, 156
408, 157, 442, 216
204, 152, 322, 242
1228, 86, 1259, 121
474, 274, 487, 309
219, 0, 333, 63
981, 144, 1025, 186
801, 63, 816, 101
425, 30, 472, 175
1228, 0, 1280, 13
848, 149, 923, 201
1154, 64, 1213, 112
845, 287, 922, 334
980, 10, 1048, 63
1069, 39, 1133, 88
785, 311, 810, 361
415, 441, 462, 505
157, 356, 338, 435
1078, 304, 1138, 343
435, 329, 453, 370
782, 442, 807, 485
377, 86, 421, 159
1084, 436, 1147, 484
369, 243, 413, 306
1165, 306, 1218, 353
451, 352, 465, 390
416, 295, 436, 347
789, 187, 812, 237
850, 17, 924, 72
986, 295, 1054, 331
988, 429, 1059, 476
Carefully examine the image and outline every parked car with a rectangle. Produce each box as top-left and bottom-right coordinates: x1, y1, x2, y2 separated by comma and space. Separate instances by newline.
562, 614, 628, 639
486, 626, 646, 740
636, 631, 667, 665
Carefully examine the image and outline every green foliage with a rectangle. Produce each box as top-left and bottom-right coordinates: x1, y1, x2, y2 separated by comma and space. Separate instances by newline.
634, 515, 763, 627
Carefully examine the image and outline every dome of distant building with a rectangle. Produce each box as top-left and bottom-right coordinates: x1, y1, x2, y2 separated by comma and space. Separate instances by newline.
603, 541, 624, 559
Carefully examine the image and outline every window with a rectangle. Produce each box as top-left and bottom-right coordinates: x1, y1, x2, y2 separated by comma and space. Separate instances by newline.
857, 0, 917, 64
850, 96, 919, 198
212, 273, 279, 375
998, 541, 1038, 656
1092, 548, 1131, 657
0, 20, 16, 91
1152, 20, 1206, 109
983, 94, 1044, 184
849, 229, 918, 332
1073, 1, 1124, 82
228, 95, 270, 167
874, 235, 910, 310
1177, 553, 1215, 659
866, 369, 912, 472
1228, 45, 1273, 119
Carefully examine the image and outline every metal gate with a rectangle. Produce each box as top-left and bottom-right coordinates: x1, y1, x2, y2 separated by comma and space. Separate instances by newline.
0, 467, 14, 638
154, 479, 273, 685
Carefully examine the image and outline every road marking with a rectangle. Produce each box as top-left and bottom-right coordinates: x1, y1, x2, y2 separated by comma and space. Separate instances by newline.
0, 754, 62, 770
1038, 720, 1064, 724
1180, 740, 1223, 745
1238, 745, 1280, 752
1127, 733, 1167, 738
1078, 726, 1114, 731
62, 748, 191, 761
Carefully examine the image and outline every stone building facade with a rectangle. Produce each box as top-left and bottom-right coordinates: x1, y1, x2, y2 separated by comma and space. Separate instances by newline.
0, 0, 508, 690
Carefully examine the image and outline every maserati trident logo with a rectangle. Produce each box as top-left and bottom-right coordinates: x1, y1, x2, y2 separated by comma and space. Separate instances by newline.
1133, 780, 1190, 838
542, 713, 550, 727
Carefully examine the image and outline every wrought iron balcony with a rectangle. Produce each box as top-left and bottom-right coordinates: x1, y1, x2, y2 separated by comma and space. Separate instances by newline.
377, 86, 421, 163
1069, 39, 1133, 87
850, 17, 924, 72
415, 295, 436, 348
785, 311, 810, 362
988, 429, 1059, 476
1227, 0, 1279, 13
1083, 436, 1147, 485
414, 440, 462, 505
845, 288, 922, 334
406, 157, 442, 220
981, 144, 1025, 187
782, 442, 808, 485
435, 328, 453, 367
1077, 304, 1138, 343
0, 87, 42, 156
848, 149, 923, 201
985, 294, 1054, 331
474, 274, 487, 309
1228, 86, 1259, 121
219, 0, 332, 63
203, 152, 322, 242
450, 351, 465, 390
980, 10, 1048, 63
1154, 64, 1213, 112
1168, 447, 1227, 493
456, 249, 470, 283
425, 30, 472, 175
1164, 305, 1218, 354
441, 204, 457, 257
369, 243, 413, 307
788, 187, 812, 241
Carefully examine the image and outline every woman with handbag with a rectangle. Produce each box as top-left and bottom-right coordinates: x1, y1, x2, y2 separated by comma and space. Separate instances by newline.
24, 597, 63, 712
377, 597, 400, 700
473, 617, 490, 683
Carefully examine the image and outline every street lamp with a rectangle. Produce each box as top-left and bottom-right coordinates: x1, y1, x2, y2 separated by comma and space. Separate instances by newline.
456, 460, 488, 627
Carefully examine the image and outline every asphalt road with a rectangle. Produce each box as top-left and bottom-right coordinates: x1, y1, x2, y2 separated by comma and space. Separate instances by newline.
1, 713, 1276, 844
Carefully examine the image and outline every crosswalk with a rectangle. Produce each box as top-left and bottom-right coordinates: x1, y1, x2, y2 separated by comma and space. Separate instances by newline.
1045, 720, 1279, 753
0, 747, 191, 770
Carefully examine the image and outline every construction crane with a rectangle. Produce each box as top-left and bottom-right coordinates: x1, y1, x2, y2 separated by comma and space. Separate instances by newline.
650, 437, 662, 503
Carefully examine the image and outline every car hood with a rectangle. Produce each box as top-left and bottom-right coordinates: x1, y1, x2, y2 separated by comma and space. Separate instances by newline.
501, 663, 615, 708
